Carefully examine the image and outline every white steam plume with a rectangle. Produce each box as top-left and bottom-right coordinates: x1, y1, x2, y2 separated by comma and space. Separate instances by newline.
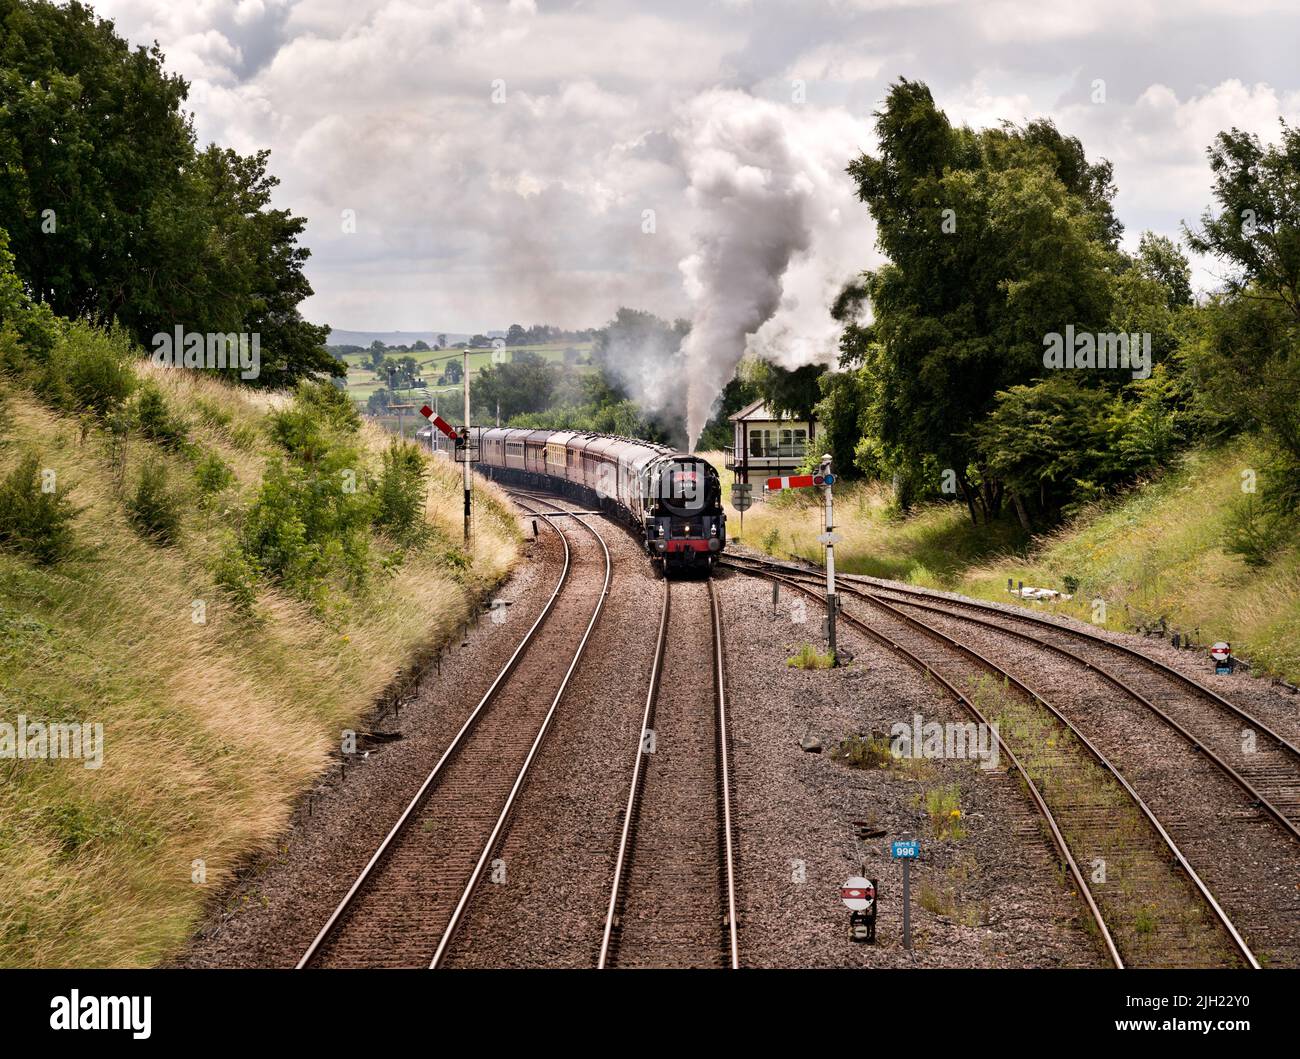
674, 90, 874, 449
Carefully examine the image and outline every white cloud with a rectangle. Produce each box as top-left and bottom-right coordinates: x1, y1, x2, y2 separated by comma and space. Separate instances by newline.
87, 0, 1300, 340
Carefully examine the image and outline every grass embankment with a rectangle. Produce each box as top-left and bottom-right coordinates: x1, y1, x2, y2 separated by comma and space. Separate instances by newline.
704, 441, 1300, 683
0, 364, 519, 968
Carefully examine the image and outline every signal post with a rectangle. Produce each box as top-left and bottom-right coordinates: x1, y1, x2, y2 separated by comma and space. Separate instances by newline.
765, 454, 838, 663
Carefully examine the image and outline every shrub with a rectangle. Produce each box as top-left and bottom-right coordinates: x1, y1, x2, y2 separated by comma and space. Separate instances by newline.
213, 539, 260, 610
37, 322, 136, 416
1224, 496, 1287, 568
296, 378, 360, 432
0, 229, 62, 370
0, 452, 80, 564
240, 455, 373, 598
126, 462, 182, 543
269, 380, 360, 458
373, 442, 429, 544
134, 381, 189, 448
194, 451, 234, 495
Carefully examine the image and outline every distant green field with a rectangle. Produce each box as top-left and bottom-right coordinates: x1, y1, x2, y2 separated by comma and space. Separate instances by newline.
342, 342, 593, 413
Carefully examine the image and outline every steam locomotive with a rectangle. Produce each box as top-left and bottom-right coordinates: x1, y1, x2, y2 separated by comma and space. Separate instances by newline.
434, 427, 726, 572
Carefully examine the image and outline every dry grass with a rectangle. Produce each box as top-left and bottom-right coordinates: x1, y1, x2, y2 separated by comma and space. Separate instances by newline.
698, 450, 1025, 584
958, 441, 1300, 683
0, 368, 518, 967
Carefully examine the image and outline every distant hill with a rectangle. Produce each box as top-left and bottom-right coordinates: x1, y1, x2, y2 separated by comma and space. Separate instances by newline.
326, 329, 505, 347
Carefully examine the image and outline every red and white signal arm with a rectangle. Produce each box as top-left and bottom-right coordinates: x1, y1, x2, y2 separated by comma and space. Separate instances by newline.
1210, 642, 1232, 662
841, 876, 875, 911
767, 474, 816, 491
419, 405, 460, 441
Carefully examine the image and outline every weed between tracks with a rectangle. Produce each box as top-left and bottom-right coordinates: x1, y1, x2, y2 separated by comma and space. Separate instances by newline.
787, 643, 836, 669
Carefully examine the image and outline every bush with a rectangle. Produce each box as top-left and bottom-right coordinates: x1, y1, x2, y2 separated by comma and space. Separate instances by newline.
270, 379, 361, 459
297, 378, 361, 432
0, 452, 80, 564
1224, 497, 1288, 568
373, 442, 429, 544
37, 322, 136, 417
126, 462, 182, 543
0, 228, 62, 371
213, 538, 260, 610
194, 451, 234, 495
135, 381, 189, 448
240, 456, 372, 598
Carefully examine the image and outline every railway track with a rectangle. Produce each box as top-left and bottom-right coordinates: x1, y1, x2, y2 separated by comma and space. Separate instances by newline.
726, 555, 1300, 843
297, 497, 611, 968
596, 573, 740, 967
720, 554, 1262, 969
505, 487, 743, 967
858, 579, 1300, 827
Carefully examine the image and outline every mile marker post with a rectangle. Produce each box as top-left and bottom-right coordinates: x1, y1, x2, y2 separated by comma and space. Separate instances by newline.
891, 833, 920, 951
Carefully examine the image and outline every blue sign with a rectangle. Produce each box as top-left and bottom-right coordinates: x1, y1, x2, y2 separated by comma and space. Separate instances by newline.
891, 840, 919, 859
823, 473, 836, 486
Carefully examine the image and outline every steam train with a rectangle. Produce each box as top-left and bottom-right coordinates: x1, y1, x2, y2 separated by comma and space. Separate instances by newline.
434, 427, 726, 572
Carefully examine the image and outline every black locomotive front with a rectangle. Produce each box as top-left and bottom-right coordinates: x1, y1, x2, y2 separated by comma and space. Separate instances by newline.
643, 455, 726, 570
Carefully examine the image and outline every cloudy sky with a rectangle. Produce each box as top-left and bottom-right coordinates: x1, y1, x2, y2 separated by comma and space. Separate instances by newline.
94, 0, 1300, 352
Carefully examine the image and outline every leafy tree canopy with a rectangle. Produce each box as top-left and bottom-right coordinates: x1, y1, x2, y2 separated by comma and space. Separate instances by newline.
1185, 121, 1300, 321
0, 0, 336, 387
843, 78, 1123, 517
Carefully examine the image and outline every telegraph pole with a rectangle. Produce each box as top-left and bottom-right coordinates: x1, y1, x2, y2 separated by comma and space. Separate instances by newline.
462, 348, 471, 543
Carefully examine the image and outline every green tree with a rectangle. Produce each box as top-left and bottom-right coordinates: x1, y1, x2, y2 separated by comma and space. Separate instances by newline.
0, 0, 335, 388
473, 350, 558, 420
1186, 121, 1300, 321
1135, 232, 1193, 309
0, 0, 192, 318
745, 360, 826, 426
845, 78, 1120, 523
